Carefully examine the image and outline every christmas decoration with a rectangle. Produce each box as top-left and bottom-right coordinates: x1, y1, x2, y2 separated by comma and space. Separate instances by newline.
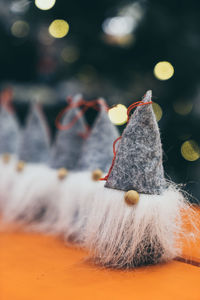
0, 91, 198, 271
81, 91, 197, 268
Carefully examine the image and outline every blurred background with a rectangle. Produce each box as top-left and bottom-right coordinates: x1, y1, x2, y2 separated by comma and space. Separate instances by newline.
0, 0, 199, 201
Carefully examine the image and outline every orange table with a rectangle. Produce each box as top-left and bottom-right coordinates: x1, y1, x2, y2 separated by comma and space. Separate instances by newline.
0, 210, 200, 300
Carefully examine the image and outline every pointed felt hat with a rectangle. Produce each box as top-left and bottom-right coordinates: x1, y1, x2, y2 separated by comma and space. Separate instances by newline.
49, 94, 87, 170
77, 98, 120, 172
18, 103, 50, 163
0, 105, 20, 155
105, 90, 166, 194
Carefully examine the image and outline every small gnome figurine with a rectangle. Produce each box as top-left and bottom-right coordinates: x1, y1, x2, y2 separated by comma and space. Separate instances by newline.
83, 90, 194, 268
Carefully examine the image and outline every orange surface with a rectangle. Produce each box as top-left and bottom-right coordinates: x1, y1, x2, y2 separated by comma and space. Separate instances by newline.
0, 210, 200, 300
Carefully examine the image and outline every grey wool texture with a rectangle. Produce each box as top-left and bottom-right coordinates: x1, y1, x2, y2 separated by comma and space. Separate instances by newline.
0, 106, 20, 154
77, 99, 120, 172
105, 90, 166, 195
18, 104, 50, 163
49, 95, 87, 170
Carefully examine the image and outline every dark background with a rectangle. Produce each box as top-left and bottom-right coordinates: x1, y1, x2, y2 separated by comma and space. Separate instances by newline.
0, 0, 199, 201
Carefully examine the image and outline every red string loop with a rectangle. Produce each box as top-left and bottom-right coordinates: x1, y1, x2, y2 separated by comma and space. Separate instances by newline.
100, 98, 152, 181
55, 97, 108, 139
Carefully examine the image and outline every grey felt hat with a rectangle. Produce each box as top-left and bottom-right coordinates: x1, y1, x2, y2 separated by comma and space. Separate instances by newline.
18, 103, 50, 163
105, 90, 166, 195
0, 106, 20, 154
49, 94, 87, 170
77, 98, 120, 172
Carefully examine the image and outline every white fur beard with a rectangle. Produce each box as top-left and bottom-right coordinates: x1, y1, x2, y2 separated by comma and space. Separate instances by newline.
51, 172, 101, 241
1, 168, 97, 237
82, 183, 196, 268
2, 163, 51, 223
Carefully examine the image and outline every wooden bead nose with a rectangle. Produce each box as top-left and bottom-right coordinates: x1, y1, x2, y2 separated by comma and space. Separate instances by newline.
92, 169, 103, 181
58, 168, 68, 180
16, 161, 25, 172
124, 190, 139, 206
2, 153, 11, 164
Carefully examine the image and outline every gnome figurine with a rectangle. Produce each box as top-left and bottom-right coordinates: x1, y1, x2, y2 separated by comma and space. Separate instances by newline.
83, 90, 193, 268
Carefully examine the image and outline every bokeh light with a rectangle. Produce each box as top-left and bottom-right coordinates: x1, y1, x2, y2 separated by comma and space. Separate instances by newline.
35, 0, 56, 10
11, 20, 29, 38
154, 61, 174, 80
152, 102, 163, 121
49, 20, 69, 38
108, 104, 128, 125
173, 101, 193, 115
61, 46, 80, 63
181, 140, 200, 161
102, 16, 134, 37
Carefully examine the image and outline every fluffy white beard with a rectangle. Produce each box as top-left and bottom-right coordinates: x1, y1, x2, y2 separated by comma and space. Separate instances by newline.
50, 172, 101, 241
82, 183, 196, 268
2, 163, 50, 223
